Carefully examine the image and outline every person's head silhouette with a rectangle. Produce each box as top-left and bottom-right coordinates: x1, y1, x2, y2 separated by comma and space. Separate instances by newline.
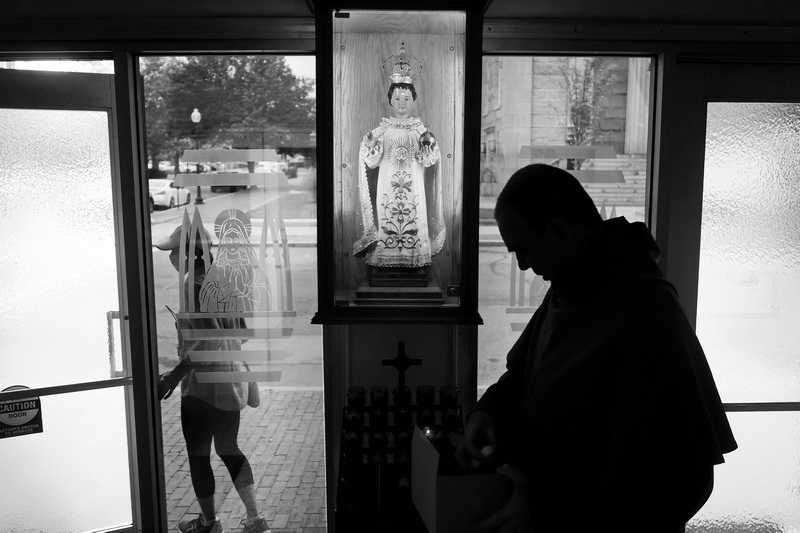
495, 164, 602, 281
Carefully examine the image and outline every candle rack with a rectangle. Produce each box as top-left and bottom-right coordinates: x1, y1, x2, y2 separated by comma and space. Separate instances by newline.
335, 385, 463, 532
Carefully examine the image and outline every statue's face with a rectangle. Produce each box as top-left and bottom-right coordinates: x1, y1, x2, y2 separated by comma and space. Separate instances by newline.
390, 88, 413, 118
222, 228, 242, 254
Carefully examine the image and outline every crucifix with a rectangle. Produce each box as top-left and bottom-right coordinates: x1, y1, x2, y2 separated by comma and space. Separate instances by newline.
382, 341, 422, 405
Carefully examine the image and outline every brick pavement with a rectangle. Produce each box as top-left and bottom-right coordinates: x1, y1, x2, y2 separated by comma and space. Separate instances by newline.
162, 389, 328, 533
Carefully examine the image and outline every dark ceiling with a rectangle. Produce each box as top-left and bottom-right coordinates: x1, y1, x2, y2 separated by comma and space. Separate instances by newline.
484, 0, 800, 27
1, 0, 799, 28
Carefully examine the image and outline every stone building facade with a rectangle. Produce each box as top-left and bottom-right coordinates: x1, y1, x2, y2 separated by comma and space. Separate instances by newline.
479, 56, 651, 198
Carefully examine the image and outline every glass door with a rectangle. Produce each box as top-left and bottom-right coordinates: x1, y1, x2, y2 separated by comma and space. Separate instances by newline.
662, 61, 800, 531
139, 54, 326, 533
0, 65, 136, 531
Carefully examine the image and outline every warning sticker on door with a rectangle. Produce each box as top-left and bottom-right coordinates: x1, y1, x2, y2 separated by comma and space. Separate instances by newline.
0, 390, 43, 439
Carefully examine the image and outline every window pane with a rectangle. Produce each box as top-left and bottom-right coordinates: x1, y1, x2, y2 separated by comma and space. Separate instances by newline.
697, 102, 800, 403
688, 411, 800, 531
1, 59, 113, 74
0, 387, 133, 531
478, 56, 652, 392
141, 55, 327, 532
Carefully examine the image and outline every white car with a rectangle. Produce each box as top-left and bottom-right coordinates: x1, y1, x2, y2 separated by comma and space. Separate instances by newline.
149, 178, 190, 209
254, 161, 287, 174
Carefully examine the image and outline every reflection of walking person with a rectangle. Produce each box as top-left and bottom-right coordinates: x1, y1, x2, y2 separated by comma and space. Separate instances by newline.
155, 225, 270, 533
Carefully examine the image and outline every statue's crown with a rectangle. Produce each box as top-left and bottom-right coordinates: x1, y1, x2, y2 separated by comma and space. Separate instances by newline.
384, 42, 422, 85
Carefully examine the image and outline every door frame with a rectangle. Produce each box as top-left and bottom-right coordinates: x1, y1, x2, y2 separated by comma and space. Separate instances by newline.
653, 57, 800, 328
653, 57, 800, 414
0, 59, 165, 532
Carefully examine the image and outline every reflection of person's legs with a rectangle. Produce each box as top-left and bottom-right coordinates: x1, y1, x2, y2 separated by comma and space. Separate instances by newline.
181, 396, 219, 522
212, 406, 260, 520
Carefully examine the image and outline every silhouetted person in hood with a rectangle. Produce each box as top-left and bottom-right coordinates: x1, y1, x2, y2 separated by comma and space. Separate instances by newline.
456, 164, 737, 532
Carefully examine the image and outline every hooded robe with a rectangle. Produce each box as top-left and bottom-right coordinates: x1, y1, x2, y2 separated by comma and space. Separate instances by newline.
475, 217, 737, 530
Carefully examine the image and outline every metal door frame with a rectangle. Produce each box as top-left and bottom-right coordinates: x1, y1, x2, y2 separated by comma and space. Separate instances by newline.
0, 60, 164, 532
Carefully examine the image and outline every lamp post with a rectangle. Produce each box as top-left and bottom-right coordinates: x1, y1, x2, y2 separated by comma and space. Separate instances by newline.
190, 108, 204, 204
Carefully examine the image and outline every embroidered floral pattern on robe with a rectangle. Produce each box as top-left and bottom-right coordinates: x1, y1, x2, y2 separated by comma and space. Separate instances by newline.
353, 116, 446, 268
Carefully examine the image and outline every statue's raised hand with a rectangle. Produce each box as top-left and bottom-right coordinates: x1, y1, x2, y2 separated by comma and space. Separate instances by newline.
363, 131, 376, 148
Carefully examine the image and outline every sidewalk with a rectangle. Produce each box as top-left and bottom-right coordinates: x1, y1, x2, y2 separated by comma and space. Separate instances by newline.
162, 389, 327, 533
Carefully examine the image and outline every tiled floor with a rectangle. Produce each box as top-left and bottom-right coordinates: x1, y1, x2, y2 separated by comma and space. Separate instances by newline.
162, 390, 328, 533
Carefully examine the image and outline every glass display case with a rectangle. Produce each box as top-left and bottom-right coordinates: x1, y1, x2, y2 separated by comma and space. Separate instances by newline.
314, 3, 483, 322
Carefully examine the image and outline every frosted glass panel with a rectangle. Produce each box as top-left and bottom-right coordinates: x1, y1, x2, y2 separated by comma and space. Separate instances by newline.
697, 102, 800, 403
687, 411, 800, 531
0, 108, 122, 388
0, 387, 133, 531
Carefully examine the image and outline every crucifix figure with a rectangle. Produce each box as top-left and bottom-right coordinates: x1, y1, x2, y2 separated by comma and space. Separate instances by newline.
382, 341, 422, 405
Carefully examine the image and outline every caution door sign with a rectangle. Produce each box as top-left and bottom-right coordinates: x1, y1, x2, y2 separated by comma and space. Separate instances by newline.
0, 386, 43, 439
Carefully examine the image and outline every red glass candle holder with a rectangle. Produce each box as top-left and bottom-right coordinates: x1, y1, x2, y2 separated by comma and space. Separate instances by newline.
347, 385, 366, 407
440, 384, 458, 406
369, 405, 388, 428
416, 384, 435, 406
393, 385, 411, 406
370, 385, 389, 407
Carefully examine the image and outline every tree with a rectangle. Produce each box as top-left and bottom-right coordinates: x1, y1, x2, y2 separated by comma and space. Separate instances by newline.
560, 57, 617, 169
140, 55, 316, 174
140, 57, 185, 176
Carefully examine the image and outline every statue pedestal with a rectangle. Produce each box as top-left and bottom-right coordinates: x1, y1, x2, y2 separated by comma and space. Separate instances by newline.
354, 279, 444, 306
369, 268, 428, 287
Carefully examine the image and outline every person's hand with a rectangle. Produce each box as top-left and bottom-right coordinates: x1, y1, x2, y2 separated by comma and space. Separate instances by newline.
455, 410, 498, 472
157, 371, 180, 400
363, 131, 376, 148
471, 464, 533, 533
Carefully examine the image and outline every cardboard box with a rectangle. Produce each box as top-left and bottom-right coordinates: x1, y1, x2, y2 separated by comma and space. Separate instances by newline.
411, 426, 513, 533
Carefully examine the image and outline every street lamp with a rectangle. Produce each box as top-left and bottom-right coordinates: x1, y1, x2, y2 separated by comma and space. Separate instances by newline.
190, 108, 204, 204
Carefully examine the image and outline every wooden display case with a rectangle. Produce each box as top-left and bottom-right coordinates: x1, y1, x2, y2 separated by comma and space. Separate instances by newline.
313, 1, 484, 324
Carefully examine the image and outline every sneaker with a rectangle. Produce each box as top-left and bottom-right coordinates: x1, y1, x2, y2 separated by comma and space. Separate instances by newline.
240, 515, 270, 533
178, 513, 224, 533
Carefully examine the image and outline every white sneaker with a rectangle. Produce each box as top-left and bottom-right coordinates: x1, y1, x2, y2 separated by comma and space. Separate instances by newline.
178, 513, 223, 533
239, 515, 270, 533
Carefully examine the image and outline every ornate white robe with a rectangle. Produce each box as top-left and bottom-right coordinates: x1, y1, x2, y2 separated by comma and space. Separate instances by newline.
353, 116, 446, 268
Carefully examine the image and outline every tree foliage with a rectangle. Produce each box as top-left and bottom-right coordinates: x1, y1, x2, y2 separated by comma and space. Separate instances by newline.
560, 57, 617, 169
140, 55, 315, 171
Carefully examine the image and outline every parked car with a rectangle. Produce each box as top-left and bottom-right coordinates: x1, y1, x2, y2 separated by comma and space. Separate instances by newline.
210, 170, 246, 193
285, 155, 306, 179
255, 161, 286, 174
149, 178, 190, 209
